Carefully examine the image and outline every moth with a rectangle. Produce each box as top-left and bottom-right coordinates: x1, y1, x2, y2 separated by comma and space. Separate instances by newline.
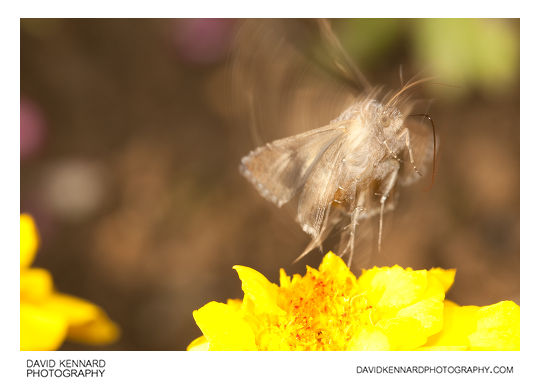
237, 20, 436, 265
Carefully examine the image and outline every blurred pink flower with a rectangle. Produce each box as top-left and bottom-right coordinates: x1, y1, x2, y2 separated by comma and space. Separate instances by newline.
20, 97, 46, 159
171, 19, 235, 64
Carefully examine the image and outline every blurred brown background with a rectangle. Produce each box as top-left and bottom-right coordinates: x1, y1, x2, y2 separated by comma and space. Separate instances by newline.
20, 19, 519, 350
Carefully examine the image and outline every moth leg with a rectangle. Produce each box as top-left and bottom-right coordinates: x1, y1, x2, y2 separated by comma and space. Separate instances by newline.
344, 206, 366, 267
400, 128, 422, 176
378, 161, 400, 252
382, 139, 403, 163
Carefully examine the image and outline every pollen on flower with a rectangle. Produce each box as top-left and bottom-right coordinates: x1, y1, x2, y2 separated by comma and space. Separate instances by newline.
274, 264, 374, 350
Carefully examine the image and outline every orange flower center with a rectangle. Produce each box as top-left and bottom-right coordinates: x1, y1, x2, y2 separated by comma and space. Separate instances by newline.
275, 267, 374, 350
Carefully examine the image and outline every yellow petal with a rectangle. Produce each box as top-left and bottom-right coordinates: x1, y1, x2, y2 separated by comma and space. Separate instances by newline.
421, 273, 447, 302
20, 214, 40, 269
396, 298, 444, 337
417, 345, 468, 351
425, 300, 478, 349
348, 328, 390, 351
318, 251, 356, 282
193, 301, 257, 351
67, 309, 120, 345
39, 293, 101, 326
358, 266, 428, 312
258, 331, 292, 351
21, 302, 67, 351
226, 298, 243, 311
279, 268, 291, 288
376, 316, 427, 350
290, 273, 303, 285
428, 268, 456, 293
469, 301, 520, 351
20, 268, 54, 302
187, 335, 210, 351
233, 265, 284, 316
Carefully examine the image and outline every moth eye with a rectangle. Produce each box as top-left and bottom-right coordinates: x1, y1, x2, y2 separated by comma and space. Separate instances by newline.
381, 116, 390, 127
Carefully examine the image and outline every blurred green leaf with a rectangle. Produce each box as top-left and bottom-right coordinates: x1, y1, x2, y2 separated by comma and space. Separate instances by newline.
413, 19, 518, 98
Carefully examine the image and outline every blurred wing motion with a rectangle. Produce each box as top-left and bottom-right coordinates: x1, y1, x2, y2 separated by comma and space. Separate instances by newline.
240, 124, 345, 210
230, 20, 362, 146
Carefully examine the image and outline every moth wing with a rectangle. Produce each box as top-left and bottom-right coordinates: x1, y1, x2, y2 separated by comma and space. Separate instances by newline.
240, 124, 346, 207
296, 135, 347, 239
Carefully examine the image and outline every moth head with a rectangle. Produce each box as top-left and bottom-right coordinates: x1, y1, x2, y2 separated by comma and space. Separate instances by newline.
377, 105, 404, 135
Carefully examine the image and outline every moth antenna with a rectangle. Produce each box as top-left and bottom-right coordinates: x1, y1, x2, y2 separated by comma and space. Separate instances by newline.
386, 76, 437, 106
399, 65, 404, 87
402, 69, 429, 87
410, 113, 438, 190
316, 19, 372, 92
430, 81, 462, 89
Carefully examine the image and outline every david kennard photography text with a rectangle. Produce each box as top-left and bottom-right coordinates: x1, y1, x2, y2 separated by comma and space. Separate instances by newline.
26, 359, 106, 378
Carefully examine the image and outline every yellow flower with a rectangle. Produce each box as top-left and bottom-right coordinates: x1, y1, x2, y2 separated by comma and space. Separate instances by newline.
20, 214, 120, 351
188, 251, 519, 351
421, 300, 520, 351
